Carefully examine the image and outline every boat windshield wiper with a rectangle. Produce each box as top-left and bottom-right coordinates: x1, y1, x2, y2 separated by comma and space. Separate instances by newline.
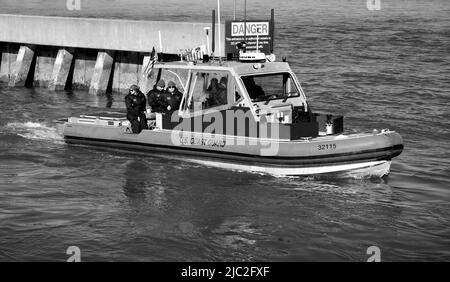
264, 94, 276, 105
282, 92, 298, 103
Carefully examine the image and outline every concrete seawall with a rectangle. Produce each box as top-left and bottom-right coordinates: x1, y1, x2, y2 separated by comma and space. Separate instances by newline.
0, 14, 224, 94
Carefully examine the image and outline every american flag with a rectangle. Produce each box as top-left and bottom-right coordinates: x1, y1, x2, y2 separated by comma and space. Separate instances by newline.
143, 47, 158, 78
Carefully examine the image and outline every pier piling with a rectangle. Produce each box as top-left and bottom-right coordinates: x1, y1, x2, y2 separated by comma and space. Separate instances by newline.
89, 50, 115, 95
9, 45, 35, 87
48, 48, 74, 91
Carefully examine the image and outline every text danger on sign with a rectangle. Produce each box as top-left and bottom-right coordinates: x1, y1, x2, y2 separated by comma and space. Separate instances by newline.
231, 22, 269, 36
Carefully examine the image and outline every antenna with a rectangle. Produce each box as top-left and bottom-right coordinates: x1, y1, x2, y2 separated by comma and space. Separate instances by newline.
204, 27, 210, 55
244, 0, 247, 42
217, 0, 222, 59
256, 28, 260, 52
270, 8, 275, 54
211, 10, 215, 56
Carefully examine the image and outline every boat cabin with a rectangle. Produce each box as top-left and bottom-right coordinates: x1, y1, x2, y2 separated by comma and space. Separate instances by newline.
148, 60, 343, 140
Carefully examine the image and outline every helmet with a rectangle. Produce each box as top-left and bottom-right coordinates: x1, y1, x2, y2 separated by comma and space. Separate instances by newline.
156, 80, 166, 88
129, 84, 139, 91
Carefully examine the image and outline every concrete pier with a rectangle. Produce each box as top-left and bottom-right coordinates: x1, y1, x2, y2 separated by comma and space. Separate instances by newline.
0, 14, 225, 94
72, 49, 97, 90
0, 43, 19, 82
112, 51, 140, 93
34, 46, 57, 87
9, 45, 35, 87
89, 50, 115, 95
48, 48, 74, 91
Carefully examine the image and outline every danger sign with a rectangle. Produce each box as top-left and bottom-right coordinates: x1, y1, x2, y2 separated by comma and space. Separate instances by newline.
231, 22, 269, 36
225, 20, 274, 58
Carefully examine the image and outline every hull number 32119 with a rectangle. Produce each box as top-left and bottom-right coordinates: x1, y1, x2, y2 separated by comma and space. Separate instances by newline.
318, 143, 337, 151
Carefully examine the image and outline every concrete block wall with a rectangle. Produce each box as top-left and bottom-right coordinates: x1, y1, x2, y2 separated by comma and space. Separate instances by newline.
0, 42, 161, 95
0, 43, 19, 83
0, 14, 225, 95
34, 46, 57, 87
72, 49, 98, 90
113, 51, 140, 94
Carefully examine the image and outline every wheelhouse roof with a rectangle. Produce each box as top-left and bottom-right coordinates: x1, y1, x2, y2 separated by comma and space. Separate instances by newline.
153, 61, 293, 76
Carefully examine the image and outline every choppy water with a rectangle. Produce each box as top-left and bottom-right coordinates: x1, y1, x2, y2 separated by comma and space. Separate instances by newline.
0, 0, 449, 261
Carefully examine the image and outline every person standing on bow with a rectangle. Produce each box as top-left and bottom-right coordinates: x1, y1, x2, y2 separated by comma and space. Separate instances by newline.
125, 85, 148, 133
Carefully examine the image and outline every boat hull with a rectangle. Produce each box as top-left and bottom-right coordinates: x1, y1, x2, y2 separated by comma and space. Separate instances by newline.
58, 117, 403, 177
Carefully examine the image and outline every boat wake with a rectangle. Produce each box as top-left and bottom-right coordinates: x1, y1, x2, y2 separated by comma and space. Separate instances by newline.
183, 158, 391, 179
4, 122, 64, 144
337, 161, 391, 179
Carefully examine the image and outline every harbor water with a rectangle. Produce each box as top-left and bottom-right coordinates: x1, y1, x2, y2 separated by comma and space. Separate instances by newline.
0, 0, 449, 261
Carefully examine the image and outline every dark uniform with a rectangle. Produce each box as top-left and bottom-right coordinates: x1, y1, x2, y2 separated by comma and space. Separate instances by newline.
168, 89, 183, 110
147, 87, 168, 113
166, 81, 183, 111
125, 86, 148, 133
147, 80, 169, 113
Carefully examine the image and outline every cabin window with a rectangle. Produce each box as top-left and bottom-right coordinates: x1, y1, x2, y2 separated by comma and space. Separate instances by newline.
185, 72, 229, 112
241, 72, 300, 103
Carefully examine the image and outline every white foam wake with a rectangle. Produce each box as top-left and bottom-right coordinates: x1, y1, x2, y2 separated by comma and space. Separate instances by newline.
5, 122, 64, 143
183, 158, 391, 179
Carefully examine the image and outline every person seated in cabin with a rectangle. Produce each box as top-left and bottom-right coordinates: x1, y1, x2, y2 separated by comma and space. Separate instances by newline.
242, 77, 265, 101
217, 76, 228, 105
207, 77, 228, 107
207, 78, 220, 94
205, 78, 219, 107
125, 85, 148, 133
165, 81, 183, 111
147, 79, 169, 114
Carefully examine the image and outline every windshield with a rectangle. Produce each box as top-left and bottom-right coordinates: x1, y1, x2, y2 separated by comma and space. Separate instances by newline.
241, 72, 300, 103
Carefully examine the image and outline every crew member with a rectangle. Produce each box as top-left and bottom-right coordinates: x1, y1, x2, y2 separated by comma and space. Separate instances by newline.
206, 78, 219, 107
166, 81, 183, 111
147, 79, 168, 113
208, 77, 227, 106
216, 76, 228, 105
242, 77, 265, 100
125, 85, 148, 133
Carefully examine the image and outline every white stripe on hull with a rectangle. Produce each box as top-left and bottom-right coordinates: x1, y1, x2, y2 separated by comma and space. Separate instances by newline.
185, 159, 392, 177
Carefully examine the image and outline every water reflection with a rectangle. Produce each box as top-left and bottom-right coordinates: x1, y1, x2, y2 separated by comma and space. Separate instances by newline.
122, 159, 168, 212
123, 159, 148, 202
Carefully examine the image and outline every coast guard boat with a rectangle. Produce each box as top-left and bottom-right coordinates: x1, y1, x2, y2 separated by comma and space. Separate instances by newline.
55, 57, 403, 177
